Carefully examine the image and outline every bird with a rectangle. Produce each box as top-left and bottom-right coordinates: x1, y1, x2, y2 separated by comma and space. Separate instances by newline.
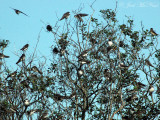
10, 7, 29, 16
24, 99, 30, 106
119, 41, 124, 47
53, 47, 59, 54
20, 44, 29, 51
6, 71, 17, 80
27, 109, 41, 116
39, 110, 48, 119
104, 69, 110, 80
137, 82, 146, 89
60, 12, 70, 20
108, 39, 113, 46
126, 94, 138, 102
150, 28, 158, 36
0, 53, 9, 59
74, 13, 88, 22
46, 25, 52, 32
119, 63, 129, 69
77, 68, 84, 76
31, 66, 42, 74
89, 37, 97, 44
16, 54, 25, 64
145, 59, 154, 68
149, 86, 154, 93
78, 58, 91, 65
107, 46, 113, 53
78, 50, 88, 59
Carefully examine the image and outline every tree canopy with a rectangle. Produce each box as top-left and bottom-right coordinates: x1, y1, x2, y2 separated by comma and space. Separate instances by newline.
0, 7, 160, 120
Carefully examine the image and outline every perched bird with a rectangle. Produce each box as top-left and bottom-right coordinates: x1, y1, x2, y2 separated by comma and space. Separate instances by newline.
24, 99, 30, 106
53, 47, 59, 54
31, 66, 42, 74
104, 69, 110, 79
77, 68, 84, 76
0, 53, 9, 59
137, 82, 146, 89
145, 59, 154, 68
78, 47, 93, 59
27, 109, 41, 116
79, 58, 91, 65
6, 71, 17, 80
119, 41, 124, 47
60, 12, 70, 21
108, 39, 113, 46
89, 37, 97, 44
21, 44, 29, 51
107, 46, 113, 53
46, 25, 52, 32
10, 7, 28, 16
119, 63, 129, 69
39, 110, 48, 119
149, 86, 154, 93
53, 93, 74, 101
20, 80, 29, 88
16, 54, 25, 64
126, 94, 138, 102
74, 13, 88, 22
78, 50, 88, 59
150, 28, 158, 36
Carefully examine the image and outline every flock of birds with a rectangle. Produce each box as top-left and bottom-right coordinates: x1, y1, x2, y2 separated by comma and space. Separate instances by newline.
0, 7, 158, 119
10, 7, 88, 22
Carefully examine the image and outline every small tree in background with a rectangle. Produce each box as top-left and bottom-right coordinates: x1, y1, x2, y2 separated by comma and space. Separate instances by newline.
0, 6, 160, 120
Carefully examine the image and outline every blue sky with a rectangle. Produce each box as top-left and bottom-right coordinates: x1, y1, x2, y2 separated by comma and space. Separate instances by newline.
0, 0, 160, 69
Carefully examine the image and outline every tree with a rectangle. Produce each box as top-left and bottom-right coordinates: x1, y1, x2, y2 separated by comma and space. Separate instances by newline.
0, 6, 160, 120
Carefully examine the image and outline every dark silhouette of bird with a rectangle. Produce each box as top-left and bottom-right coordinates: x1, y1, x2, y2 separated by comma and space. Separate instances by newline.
145, 59, 154, 67
31, 66, 42, 74
74, 13, 88, 22
137, 82, 146, 89
60, 12, 70, 20
53, 47, 59, 54
21, 44, 29, 51
16, 54, 25, 64
126, 94, 138, 102
107, 46, 113, 53
104, 69, 110, 78
119, 41, 124, 47
0, 53, 9, 59
46, 25, 52, 32
10, 7, 29, 16
150, 28, 158, 36
6, 71, 17, 80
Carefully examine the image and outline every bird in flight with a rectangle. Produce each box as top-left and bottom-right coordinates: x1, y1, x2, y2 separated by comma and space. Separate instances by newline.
150, 28, 158, 36
60, 12, 70, 21
74, 13, 88, 22
10, 7, 29, 16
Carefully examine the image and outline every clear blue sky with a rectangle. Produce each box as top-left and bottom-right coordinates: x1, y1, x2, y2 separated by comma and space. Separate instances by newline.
0, 0, 160, 69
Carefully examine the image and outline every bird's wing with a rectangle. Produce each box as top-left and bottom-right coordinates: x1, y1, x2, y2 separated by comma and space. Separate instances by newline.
20, 11, 29, 16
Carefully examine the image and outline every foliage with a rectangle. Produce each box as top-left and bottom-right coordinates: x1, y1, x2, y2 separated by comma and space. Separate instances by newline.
0, 8, 160, 120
